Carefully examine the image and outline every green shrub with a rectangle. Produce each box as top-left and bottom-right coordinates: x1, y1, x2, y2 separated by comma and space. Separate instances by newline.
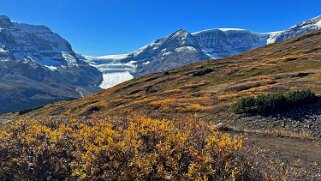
233, 90, 317, 114
18, 106, 44, 115
192, 68, 213, 76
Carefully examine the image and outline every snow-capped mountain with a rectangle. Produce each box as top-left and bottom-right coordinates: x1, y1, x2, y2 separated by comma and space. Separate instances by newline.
267, 15, 321, 43
86, 15, 321, 89
0, 15, 82, 67
192, 28, 269, 58
0, 15, 102, 114
121, 30, 210, 76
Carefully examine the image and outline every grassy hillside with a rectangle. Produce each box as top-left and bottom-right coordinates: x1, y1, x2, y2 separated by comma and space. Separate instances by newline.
25, 30, 321, 122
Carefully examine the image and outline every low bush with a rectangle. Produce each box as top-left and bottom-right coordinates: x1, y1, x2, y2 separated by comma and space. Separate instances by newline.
192, 68, 213, 76
18, 106, 44, 115
233, 90, 317, 114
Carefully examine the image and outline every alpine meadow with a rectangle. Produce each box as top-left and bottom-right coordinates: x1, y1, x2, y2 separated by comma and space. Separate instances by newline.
1, 1, 321, 180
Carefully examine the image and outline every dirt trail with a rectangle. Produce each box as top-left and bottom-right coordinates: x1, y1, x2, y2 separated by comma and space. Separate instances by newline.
242, 132, 321, 170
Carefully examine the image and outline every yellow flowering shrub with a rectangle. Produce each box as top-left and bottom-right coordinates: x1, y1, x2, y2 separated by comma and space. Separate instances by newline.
0, 116, 305, 180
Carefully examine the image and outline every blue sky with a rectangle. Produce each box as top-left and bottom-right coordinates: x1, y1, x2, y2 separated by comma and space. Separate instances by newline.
0, 0, 320, 56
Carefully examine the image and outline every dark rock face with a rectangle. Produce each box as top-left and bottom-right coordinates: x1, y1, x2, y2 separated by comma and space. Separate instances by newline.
0, 16, 13, 28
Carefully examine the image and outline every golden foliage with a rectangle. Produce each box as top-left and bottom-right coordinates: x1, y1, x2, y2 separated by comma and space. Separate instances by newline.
0, 116, 245, 180
0, 116, 312, 180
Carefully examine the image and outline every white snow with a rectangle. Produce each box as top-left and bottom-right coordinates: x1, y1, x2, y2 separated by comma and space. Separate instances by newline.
96, 54, 129, 60
162, 51, 172, 56
75, 88, 85, 98
45, 65, 58, 71
100, 71, 134, 89
266, 31, 284, 44
218, 28, 246, 32
0, 48, 8, 53
143, 61, 150, 65
192, 28, 246, 35
134, 41, 158, 56
175, 46, 197, 52
62, 52, 78, 66
83, 55, 137, 89
316, 20, 321, 28
201, 48, 218, 59
125, 60, 137, 69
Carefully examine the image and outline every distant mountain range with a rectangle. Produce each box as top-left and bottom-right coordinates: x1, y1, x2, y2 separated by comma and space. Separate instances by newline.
0, 14, 320, 113
86, 15, 321, 88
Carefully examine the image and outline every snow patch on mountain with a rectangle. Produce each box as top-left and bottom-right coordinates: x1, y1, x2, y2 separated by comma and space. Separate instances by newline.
96, 54, 129, 60
45, 65, 58, 71
0, 48, 8, 53
62, 52, 78, 66
219, 28, 247, 32
100, 71, 133, 89
193, 28, 247, 35
143, 61, 150, 65
266, 31, 284, 44
175, 46, 197, 53
316, 19, 321, 28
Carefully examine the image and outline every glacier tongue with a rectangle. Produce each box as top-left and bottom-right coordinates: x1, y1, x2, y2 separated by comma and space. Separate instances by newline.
266, 31, 284, 44
100, 72, 134, 89
84, 54, 136, 88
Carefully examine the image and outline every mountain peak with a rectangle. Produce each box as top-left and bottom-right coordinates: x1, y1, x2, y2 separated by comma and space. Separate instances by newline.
0, 15, 13, 28
312, 15, 321, 28
0, 15, 10, 20
171, 29, 190, 38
